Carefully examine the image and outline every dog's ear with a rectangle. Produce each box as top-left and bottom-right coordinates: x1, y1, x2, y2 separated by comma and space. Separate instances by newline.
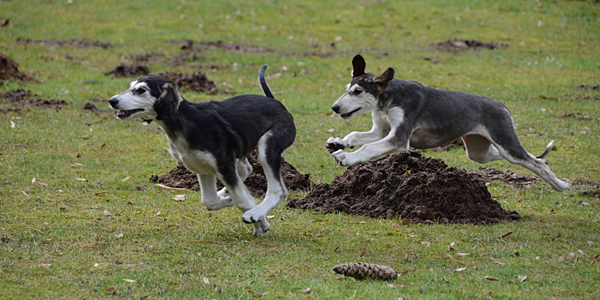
155, 82, 183, 120
352, 55, 366, 77
369, 67, 395, 91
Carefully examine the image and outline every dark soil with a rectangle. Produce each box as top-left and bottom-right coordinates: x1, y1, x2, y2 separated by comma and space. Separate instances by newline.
0, 52, 37, 83
577, 84, 600, 91
470, 167, 539, 190
434, 39, 506, 51
561, 112, 600, 121
287, 151, 520, 225
172, 40, 274, 53
0, 88, 67, 110
104, 64, 150, 78
16, 37, 111, 49
153, 152, 313, 198
148, 70, 234, 94
431, 139, 465, 152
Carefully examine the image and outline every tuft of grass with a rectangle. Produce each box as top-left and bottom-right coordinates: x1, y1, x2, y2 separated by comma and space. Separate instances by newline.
1, 0, 599, 299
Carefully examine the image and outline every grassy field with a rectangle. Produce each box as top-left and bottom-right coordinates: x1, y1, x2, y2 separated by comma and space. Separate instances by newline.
1, 0, 599, 299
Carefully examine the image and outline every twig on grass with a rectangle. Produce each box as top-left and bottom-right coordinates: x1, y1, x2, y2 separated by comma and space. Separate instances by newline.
443, 254, 484, 269
156, 184, 194, 192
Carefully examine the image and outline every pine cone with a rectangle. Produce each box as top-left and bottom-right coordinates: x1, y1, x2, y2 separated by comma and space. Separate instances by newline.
333, 262, 398, 281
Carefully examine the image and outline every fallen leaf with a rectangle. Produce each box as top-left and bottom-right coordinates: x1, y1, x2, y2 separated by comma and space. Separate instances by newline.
123, 279, 137, 283
76, 178, 88, 182
587, 241, 594, 248
421, 241, 430, 246
327, 128, 335, 133
301, 287, 311, 294
115, 233, 123, 238
485, 276, 498, 281
455, 267, 467, 272
106, 287, 115, 292
22, 191, 29, 196
457, 253, 470, 256
32, 178, 48, 186
103, 209, 113, 216
93, 263, 99, 268
71, 163, 84, 168
172, 195, 186, 201
518, 275, 527, 283
448, 242, 455, 251
501, 231, 513, 238
10, 120, 15, 128
203, 277, 210, 284
101, 143, 106, 148
122, 176, 131, 181
267, 215, 275, 219
360, 247, 366, 256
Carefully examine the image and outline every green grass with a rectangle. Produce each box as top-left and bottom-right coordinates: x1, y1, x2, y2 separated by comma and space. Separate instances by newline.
1, 0, 599, 299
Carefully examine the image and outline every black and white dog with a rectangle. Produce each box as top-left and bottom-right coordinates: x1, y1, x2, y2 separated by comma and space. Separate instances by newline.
325, 55, 571, 192
109, 66, 296, 236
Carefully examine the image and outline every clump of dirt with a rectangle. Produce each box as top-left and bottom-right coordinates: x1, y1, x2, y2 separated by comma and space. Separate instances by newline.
288, 151, 520, 225
561, 112, 600, 121
0, 52, 37, 83
153, 152, 313, 198
148, 70, 234, 94
434, 39, 506, 51
16, 37, 111, 49
0, 89, 67, 110
104, 64, 150, 78
431, 139, 465, 152
172, 40, 274, 53
470, 167, 539, 190
577, 84, 600, 91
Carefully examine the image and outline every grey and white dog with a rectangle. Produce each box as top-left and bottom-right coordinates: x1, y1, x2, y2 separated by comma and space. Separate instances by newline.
325, 55, 571, 192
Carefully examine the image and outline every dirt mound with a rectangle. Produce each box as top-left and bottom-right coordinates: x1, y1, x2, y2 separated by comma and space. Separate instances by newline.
287, 151, 520, 225
470, 167, 539, 190
104, 64, 150, 78
148, 71, 234, 94
0, 89, 67, 110
434, 39, 506, 51
0, 52, 36, 83
172, 40, 274, 53
153, 152, 313, 198
16, 37, 111, 49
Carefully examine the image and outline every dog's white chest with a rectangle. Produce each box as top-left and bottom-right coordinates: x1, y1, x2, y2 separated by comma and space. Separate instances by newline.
167, 135, 217, 175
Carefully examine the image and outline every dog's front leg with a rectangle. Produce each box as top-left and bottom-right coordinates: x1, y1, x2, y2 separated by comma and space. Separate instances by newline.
198, 174, 235, 210
332, 134, 406, 166
325, 111, 390, 153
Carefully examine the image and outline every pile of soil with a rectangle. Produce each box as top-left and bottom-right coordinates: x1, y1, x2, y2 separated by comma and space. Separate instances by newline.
0, 52, 36, 84
0, 89, 67, 110
152, 152, 313, 198
173, 40, 274, 53
16, 37, 111, 49
148, 70, 234, 94
470, 167, 538, 190
104, 64, 150, 78
434, 39, 506, 51
287, 151, 520, 225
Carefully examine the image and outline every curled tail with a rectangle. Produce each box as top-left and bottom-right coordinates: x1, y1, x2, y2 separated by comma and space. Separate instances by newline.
537, 140, 554, 159
258, 64, 274, 99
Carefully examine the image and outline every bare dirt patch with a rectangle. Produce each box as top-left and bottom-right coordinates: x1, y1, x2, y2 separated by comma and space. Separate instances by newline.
172, 40, 274, 53
470, 167, 539, 190
104, 64, 150, 78
577, 84, 600, 91
16, 37, 111, 49
148, 71, 234, 94
287, 151, 520, 225
152, 152, 313, 198
0, 88, 67, 111
434, 39, 506, 51
561, 112, 600, 121
0, 52, 37, 84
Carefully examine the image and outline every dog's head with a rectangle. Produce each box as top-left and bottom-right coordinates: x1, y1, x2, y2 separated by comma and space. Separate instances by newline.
108, 76, 183, 121
331, 54, 394, 119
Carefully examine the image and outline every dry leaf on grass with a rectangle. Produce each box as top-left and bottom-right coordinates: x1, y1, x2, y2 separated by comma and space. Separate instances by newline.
518, 275, 527, 283
123, 279, 137, 283
32, 178, 48, 186
501, 231, 513, 238
103, 209, 113, 216
172, 195, 186, 201
455, 267, 467, 272
122, 176, 131, 181
485, 276, 499, 281
301, 287, 311, 294
448, 242, 455, 251
71, 163, 84, 168
76, 178, 88, 182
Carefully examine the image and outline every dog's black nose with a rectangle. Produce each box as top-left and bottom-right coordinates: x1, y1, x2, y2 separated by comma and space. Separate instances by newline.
108, 98, 119, 108
331, 105, 340, 113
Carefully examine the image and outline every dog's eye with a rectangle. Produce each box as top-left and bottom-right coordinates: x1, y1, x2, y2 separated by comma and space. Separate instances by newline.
352, 89, 363, 95
135, 88, 146, 95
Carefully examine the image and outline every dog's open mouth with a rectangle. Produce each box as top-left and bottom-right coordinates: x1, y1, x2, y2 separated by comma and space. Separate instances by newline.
116, 109, 144, 119
340, 108, 361, 119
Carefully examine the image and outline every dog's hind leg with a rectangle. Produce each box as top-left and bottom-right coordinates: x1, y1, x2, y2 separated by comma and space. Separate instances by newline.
217, 158, 253, 200
486, 130, 571, 192
462, 135, 504, 163
198, 174, 235, 210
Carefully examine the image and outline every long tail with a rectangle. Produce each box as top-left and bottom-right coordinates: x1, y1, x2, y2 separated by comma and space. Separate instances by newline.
537, 140, 554, 159
258, 64, 274, 99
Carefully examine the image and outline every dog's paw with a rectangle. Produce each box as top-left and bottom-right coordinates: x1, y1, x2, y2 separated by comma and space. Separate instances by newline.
217, 187, 230, 201
241, 208, 271, 236
331, 149, 353, 166
325, 137, 349, 153
251, 219, 270, 236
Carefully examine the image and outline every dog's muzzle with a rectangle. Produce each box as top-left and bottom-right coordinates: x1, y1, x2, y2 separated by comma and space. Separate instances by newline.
109, 97, 144, 119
